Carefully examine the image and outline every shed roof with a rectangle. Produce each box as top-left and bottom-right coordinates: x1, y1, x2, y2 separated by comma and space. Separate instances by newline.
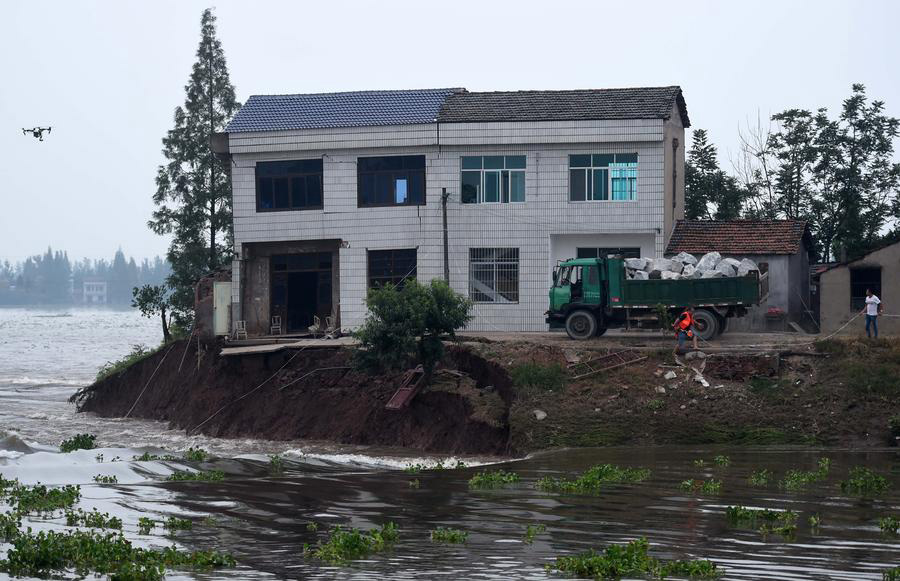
666, 220, 810, 255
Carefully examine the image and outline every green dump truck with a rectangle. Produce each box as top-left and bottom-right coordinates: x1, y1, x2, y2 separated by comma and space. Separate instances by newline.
546, 257, 767, 340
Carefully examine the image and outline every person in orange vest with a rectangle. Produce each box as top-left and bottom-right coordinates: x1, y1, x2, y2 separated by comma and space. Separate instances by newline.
673, 304, 698, 354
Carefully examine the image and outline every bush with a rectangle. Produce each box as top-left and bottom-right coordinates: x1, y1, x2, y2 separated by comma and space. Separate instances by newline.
95, 345, 157, 383
510, 362, 568, 392
353, 279, 471, 375
60, 434, 96, 453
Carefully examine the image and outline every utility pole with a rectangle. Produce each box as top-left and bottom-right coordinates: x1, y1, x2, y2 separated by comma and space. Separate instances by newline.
441, 188, 450, 284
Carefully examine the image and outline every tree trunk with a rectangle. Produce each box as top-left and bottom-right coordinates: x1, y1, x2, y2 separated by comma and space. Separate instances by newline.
208, 53, 216, 272
161, 307, 171, 343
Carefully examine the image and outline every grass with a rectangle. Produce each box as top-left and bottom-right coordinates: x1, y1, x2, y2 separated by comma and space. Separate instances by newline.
840, 467, 890, 496
59, 434, 96, 453
536, 464, 650, 494
137, 517, 155, 535
95, 344, 157, 383
546, 537, 719, 580
304, 522, 399, 564
647, 398, 665, 411
166, 470, 224, 482
510, 362, 568, 393
523, 523, 547, 544
268, 454, 285, 475
748, 469, 774, 487
679, 479, 722, 495
468, 469, 520, 489
182, 447, 209, 462
781, 457, 831, 491
92, 474, 118, 484
65, 509, 123, 530
878, 516, 899, 534
430, 527, 468, 543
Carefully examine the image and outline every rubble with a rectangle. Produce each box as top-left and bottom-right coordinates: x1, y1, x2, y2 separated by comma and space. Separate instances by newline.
623, 249, 760, 281
696, 252, 722, 271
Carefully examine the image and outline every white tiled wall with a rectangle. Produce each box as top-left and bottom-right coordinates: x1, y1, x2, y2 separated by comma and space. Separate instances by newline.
230, 120, 672, 332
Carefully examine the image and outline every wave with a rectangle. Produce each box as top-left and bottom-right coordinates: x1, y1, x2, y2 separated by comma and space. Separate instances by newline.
282, 449, 498, 470
0, 376, 85, 388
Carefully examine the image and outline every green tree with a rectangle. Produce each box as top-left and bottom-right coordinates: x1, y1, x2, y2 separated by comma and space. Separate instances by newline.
684, 129, 745, 220
149, 8, 240, 319
354, 280, 472, 376
132, 284, 173, 343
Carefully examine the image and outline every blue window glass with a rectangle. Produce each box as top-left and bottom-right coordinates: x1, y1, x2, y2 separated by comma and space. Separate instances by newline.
395, 178, 408, 204
569, 155, 591, 168
592, 169, 608, 200
505, 155, 526, 169
483, 171, 500, 203
459, 156, 526, 203
461, 171, 480, 204
610, 163, 637, 200
256, 159, 323, 211
462, 157, 482, 170
592, 154, 615, 167
483, 156, 504, 169
569, 154, 637, 201
509, 171, 525, 202
569, 169, 587, 201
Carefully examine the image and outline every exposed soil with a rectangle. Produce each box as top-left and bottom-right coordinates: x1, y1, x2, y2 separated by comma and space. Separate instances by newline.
72, 337, 900, 455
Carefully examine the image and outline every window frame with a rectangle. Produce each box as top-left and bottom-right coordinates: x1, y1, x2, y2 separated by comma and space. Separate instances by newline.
366, 248, 418, 289
255, 159, 324, 213
357, 155, 427, 208
576, 247, 641, 259
468, 247, 520, 304
849, 267, 881, 311
460, 156, 527, 205
568, 153, 638, 202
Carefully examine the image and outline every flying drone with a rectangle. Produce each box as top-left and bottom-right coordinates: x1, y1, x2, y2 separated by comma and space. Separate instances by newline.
23, 127, 52, 141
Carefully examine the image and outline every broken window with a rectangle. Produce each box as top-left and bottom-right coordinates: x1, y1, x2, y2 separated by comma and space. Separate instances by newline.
358, 156, 426, 207
577, 247, 641, 259
569, 153, 637, 201
460, 156, 526, 204
469, 248, 519, 303
850, 267, 881, 311
256, 159, 324, 211
367, 249, 417, 288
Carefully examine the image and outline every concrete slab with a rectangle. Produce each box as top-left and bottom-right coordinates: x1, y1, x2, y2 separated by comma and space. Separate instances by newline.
221, 336, 357, 356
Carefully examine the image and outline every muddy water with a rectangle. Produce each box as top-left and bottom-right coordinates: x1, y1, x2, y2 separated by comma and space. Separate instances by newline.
1, 308, 899, 580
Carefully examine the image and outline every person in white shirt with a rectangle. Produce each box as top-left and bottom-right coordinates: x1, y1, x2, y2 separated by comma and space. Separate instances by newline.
861, 288, 882, 338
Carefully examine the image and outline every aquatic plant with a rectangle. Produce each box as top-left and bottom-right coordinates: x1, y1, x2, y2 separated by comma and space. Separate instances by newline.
0, 512, 21, 542
306, 522, 319, 532
510, 362, 568, 392
137, 517, 156, 535
878, 516, 899, 534
781, 457, 831, 491
59, 433, 96, 453
7, 483, 81, 514
95, 454, 104, 463
182, 447, 209, 462
430, 527, 468, 543
408, 479, 420, 489
65, 509, 123, 530
523, 523, 547, 544
0, 528, 236, 579
546, 537, 719, 579
840, 467, 890, 496
536, 464, 651, 494
884, 565, 900, 581
304, 522, 399, 564
92, 474, 118, 484
133, 452, 179, 461
163, 516, 193, 534
404, 463, 425, 474
808, 514, 821, 528
468, 469, 520, 489
725, 506, 792, 523
748, 469, 773, 487
166, 470, 224, 482
679, 479, 722, 495
268, 454, 285, 475
758, 521, 797, 539
693, 459, 706, 468
713, 455, 730, 467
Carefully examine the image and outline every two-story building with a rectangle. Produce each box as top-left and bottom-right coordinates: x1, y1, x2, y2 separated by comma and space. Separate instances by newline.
218, 86, 689, 334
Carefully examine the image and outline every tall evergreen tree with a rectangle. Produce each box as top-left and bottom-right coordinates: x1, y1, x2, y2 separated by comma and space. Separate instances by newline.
684, 129, 745, 220
149, 8, 239, 317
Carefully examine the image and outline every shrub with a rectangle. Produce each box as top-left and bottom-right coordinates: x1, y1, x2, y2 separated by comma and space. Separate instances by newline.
840, 467, 890, 496
547, 537, 719, 579
468, 470, 520, 489
537, 464, 650, 494
95, 344, 156, 383
353, 279, 471, 375
430, 528, 468, 543
304, 522, 399, 564
60, 434, 96, 453
510, 362, 568, 392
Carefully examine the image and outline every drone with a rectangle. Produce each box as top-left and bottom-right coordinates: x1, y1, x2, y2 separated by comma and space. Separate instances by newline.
23, 127, 51, 141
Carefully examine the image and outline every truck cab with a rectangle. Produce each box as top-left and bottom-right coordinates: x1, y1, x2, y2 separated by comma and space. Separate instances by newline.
548, 258, 607, 339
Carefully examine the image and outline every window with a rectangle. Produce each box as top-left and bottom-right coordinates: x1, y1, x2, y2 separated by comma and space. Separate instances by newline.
850, 267, 881, 311
569, 153, 637, 201
469, 248, 519, 303
577, 247, 641, 259
358, 155, 426, 207
461, 156, 526, 204
367, 249, 417, 288
256, 159, 324, 211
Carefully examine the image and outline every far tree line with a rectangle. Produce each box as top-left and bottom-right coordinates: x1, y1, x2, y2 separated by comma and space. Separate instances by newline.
0, 247, 170, 306
685, 84, 900, 263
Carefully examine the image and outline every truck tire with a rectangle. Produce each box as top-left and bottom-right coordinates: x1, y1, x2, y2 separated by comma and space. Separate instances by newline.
596, 326, 607, 337
717, 315, 728, 336
692, 309, 719, 342
565, 310, 597, 340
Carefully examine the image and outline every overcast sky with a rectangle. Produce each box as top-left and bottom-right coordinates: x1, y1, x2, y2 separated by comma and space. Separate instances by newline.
1, 0, 898, 263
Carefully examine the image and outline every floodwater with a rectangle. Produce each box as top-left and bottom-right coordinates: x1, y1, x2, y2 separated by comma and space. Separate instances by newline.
1, 308, 898, 580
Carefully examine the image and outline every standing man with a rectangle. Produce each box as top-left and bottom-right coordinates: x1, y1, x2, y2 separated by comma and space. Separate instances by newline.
673, 304, 698, 354
862, 288, 883, 338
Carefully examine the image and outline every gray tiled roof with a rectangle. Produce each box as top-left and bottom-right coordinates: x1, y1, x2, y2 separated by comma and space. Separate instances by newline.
438, 86, 689, 127
225, 88, 463, 132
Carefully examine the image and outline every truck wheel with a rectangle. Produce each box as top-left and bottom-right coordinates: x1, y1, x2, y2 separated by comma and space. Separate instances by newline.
717, 316, 728, 336
692, 309, 719, 342
565, 310, 597, 340
596, 326, 607, 337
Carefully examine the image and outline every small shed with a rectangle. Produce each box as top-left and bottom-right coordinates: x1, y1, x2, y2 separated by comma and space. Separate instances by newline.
666, 219, 814, 331
818, 240, 900, 336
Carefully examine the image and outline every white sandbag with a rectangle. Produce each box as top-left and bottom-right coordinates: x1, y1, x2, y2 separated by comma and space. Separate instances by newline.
715, 260, 737, 277
624, 258, 649, 271
631, 270, 649, 280
650, 257, 683, 274
701, 270, 726, 278
737, 258, 759, 277
671, 251, 698, 266
696, 252, 722, 272
661, 271, 681, 280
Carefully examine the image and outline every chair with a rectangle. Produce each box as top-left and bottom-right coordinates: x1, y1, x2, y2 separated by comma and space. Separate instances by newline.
270, 315, 282, 336
233, 320, 248, 340
324, 315, 338, 339
307, 315, 321, 338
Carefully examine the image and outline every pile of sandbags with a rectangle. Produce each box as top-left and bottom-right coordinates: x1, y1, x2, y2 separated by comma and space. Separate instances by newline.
624, 251, 759, 280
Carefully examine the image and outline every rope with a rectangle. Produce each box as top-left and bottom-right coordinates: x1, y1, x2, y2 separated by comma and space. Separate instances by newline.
124, 343, 177, 418
279, 366, 352, 391
176, 328, 195, 373
187, 346, 308, 435
696, 311, 865, 351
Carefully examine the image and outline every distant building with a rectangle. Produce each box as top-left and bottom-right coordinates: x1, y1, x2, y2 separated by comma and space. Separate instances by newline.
82, 280, 108, 304
666, 220, 814, 331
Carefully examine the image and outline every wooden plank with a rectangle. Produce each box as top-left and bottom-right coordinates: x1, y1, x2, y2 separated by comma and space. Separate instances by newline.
220, 337, 357, 356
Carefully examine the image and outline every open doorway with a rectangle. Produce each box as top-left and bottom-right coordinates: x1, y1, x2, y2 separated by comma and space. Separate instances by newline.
270, 252, 333, 333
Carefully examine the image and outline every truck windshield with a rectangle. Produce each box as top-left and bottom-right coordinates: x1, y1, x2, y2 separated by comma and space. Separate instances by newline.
555, 266, 571, 286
